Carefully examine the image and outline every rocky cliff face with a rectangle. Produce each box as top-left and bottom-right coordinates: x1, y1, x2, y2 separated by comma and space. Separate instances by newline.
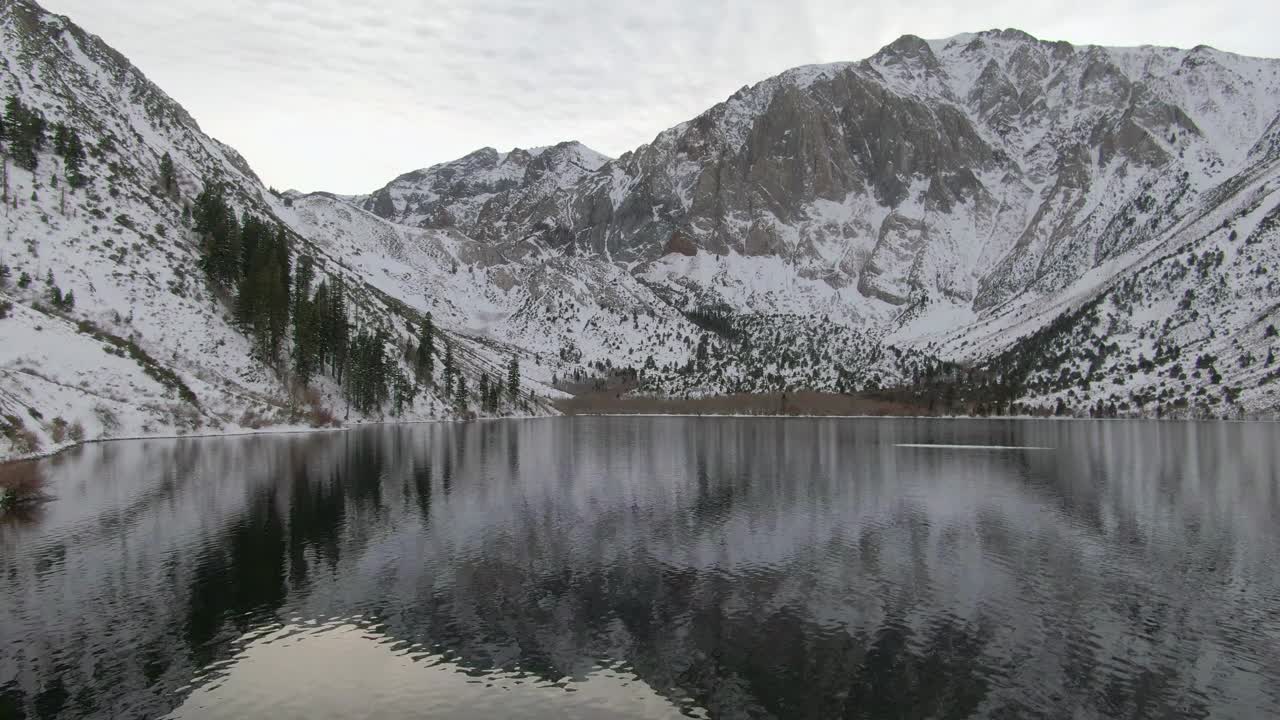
529, 31, 1278, 312
366, 31, 1280, 310
355, 142, 610, 235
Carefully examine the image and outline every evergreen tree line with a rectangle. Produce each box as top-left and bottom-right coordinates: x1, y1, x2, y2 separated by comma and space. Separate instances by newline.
0, 97, 89, 190
194, 183, 292, 362
346, 326, 394, 413
52, 121, 88, 188
194, 183, 375, 411
0, 95, 46, 171
420, 313, 524, 415
193, 183, 529, 417
476, 358, 520, 414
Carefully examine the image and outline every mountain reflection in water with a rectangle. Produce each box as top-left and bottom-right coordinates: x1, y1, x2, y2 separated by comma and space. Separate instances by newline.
2, 418, 1278, 719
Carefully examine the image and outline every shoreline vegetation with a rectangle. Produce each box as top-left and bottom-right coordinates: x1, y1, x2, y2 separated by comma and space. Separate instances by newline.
555, 390, 935, 417
0, 461, 49, 516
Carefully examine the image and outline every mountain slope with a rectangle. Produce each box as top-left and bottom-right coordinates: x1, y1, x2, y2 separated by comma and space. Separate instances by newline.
0, 0, 564, 459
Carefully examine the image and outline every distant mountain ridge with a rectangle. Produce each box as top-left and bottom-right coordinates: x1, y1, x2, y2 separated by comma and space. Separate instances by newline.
351, 29, 1280, 310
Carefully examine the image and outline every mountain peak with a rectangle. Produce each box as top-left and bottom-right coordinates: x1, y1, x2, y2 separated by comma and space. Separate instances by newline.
875, 33, 941, 66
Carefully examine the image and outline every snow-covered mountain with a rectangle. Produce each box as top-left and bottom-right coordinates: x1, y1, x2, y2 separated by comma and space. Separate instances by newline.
355, 142, 611, 234
337, 29, 1280, 418
0, 0, 575, 459
1, 0, 1278, 461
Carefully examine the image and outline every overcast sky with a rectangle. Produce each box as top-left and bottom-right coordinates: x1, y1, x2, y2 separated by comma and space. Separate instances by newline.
40, 0, 1280, 194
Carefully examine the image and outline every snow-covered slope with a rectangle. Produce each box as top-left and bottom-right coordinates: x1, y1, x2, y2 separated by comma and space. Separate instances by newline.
0, 0, 558, 459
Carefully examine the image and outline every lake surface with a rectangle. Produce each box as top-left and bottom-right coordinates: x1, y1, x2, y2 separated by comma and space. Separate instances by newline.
2, 417, 1279, 719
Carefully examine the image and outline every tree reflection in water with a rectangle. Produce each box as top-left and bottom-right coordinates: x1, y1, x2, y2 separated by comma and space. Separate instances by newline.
1, 418, 1278, 719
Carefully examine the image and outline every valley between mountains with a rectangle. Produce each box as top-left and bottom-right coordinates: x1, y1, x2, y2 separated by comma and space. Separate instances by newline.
2, 0, 1280, 459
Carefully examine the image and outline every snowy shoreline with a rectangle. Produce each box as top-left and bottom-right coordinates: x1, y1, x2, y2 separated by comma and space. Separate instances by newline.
1, 414, 561, 465
2, 423, 348, 465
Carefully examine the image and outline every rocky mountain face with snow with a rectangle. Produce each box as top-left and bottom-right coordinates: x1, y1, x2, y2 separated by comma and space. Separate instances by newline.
341, 29, 1280, 418
1, 0, 1278, 461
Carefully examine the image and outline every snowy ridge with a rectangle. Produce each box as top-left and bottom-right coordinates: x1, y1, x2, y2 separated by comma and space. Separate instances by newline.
352, 141, 610, 232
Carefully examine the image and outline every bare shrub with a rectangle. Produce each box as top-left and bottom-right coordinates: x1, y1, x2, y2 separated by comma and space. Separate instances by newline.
50, 417, 68, 444
307, 405, 338, 428
237, 408, 266, 430
94, 404, 120, 434
170, 403, 203, 432
1, 415, 40, 455
12, 429, 39, 455
0, 461, 49, 510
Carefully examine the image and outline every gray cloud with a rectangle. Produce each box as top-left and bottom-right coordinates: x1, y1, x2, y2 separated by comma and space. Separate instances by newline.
40, 0, 1280, 193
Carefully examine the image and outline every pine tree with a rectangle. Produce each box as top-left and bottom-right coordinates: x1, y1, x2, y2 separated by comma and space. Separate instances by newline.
4, 96, 45, 171
297, 278, 331, 385
194, 182, 240, 287
52, 122, 68, 155
292, 291, 319, 384
293, 255, 315, 315
326, 278, 349, 383
416, 313, 434, 384
62, 131, 87, 189
479, 373, 490, 414
265, 225, 292, 361
454, 374, 468, 413
442, 340, 455, 397
507, 355, 519, 403
392, 369, 416, 416
158, 151, 177, 198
